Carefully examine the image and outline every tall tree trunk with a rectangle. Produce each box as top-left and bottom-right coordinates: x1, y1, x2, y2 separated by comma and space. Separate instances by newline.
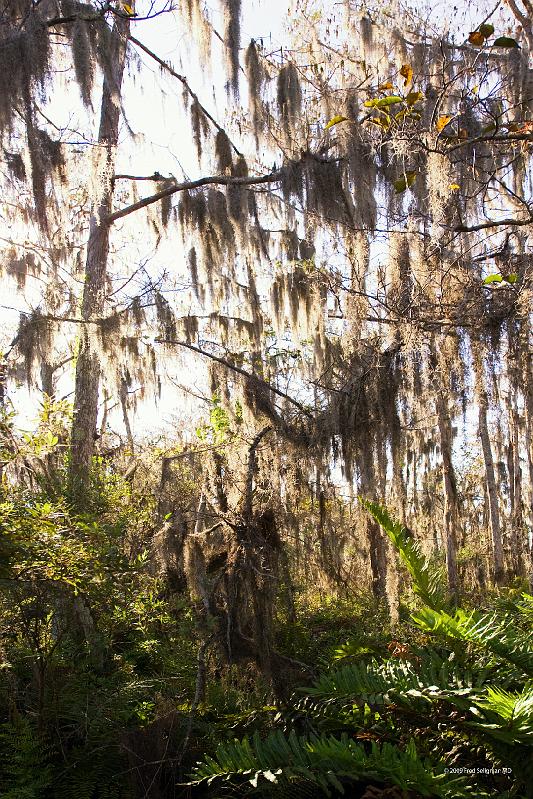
359, 452, 388, 601
473, 346, 505, 584
435, 388, 459, 594
509, 402, 523, 573
506, 348, 523, 576
430, 342, 459, 594
68, 16, 130, 495
0, 356, 7, 483
518, 325, 533, 582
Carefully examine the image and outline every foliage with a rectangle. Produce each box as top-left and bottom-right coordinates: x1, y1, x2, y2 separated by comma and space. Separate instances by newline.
0, 470, 199, 798
190, 732, 474, 797
189, 504, 533, 798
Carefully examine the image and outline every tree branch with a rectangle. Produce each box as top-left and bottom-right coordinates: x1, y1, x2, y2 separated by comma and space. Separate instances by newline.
105, 170, 283, 224
129, 35, 243, 157
154, 338, 313, 417
444, 131, 533, 153
454, 216, 533, 233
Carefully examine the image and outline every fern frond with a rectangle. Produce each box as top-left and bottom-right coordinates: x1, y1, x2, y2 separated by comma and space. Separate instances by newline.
467, 683, 533, 745
188, 732, 478, 797
412, 606, 533, 678
298, 654, 492, 721
362, 500, 446, 610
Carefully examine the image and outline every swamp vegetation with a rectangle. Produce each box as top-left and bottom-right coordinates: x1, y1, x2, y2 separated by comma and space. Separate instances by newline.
0, 0, 532, 795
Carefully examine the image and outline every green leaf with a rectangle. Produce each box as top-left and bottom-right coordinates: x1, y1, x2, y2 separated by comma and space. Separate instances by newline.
506, 272, 518, 284
483, 273, 503, 284
361, 501, 446, 610
405, 91, 424, 107
493, 36, 519, 48
478, 23, 495, 37
393, 171, 417, 193
364, 95, 404, 108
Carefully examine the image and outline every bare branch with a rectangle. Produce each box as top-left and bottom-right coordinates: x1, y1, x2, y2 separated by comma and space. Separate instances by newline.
105, 170, 283, 224
154, 338, 313, 417
129, 35, 243, 157
454, 216, 533, 233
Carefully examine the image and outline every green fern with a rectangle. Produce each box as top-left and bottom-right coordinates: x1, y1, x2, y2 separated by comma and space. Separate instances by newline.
188, 731, 478, 797
468, 683, 533, 745
0, 716, 55, 798
412, 605, 533, 678
301, 652, 493, 714
362, 500, 446, 610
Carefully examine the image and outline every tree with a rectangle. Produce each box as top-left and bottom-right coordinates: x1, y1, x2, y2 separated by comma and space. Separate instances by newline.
1, 0, 532, 670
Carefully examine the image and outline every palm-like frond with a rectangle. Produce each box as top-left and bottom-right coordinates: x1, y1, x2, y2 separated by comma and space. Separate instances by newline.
362, 500, 446, 610
467, 683, 533, 745
412, 606, 533, 678
188, 731, 478, 797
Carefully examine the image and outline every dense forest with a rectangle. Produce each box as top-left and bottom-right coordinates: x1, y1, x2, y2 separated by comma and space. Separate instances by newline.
0, 0, 532, 796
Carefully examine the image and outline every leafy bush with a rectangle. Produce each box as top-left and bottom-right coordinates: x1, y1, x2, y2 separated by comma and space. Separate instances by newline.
0, 479, 198, 798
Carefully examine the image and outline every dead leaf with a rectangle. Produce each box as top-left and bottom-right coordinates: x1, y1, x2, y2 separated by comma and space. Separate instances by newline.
436, 114, 453, 132
468, 30, 485, 47
399, 63, 413, 87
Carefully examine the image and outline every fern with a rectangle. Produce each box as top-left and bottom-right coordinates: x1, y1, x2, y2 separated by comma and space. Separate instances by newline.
468, 683, 533, 745
0, 716, 55, 798
188, 731, 478, 797
412, 605, 533, 678
301, 652, 493, 714
362, 500, 446, 610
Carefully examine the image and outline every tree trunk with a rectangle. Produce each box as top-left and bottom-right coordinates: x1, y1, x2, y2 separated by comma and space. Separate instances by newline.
473, 347, 505, 584
519, 328, 533, 580
68, 16, 130, 496
0, 357, 7, 483
359, 455, 388, 601
430, 342, 459, 594
435, 389, 459, 594
506, 383, 523, 575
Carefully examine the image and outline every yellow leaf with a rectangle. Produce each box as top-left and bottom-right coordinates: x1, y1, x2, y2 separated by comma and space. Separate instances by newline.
378, 81, 394, 91
405, 91, 424, 107
436, 115, 453, 132
448, 183, 460, 191
370, 115, 391, 130
471, 85, 479, 94
399, 64, 413, 87
120, 0, 135, 13
325, 115, 348, 130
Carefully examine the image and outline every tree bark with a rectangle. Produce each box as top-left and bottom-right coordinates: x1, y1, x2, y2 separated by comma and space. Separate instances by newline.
473, 347, 505, 584
359, 454, 388, 601
430, 342, 459, 594
435, 388, 459, 594
68, 16, 130, 496
518, 325, 533, 579
506, 377, 523, 575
